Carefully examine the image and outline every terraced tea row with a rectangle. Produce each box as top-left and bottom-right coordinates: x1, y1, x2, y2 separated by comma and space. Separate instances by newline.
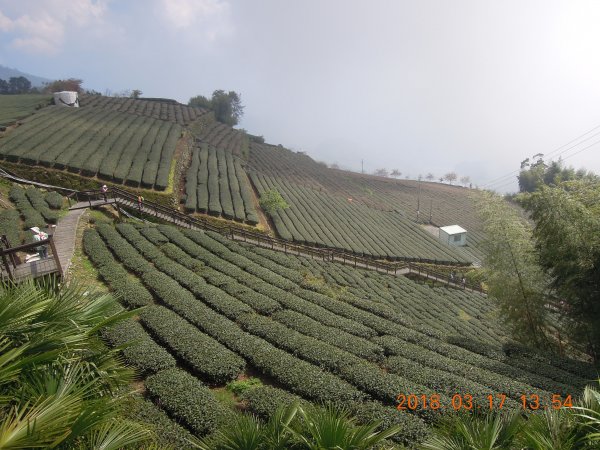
251, 171, 470, 263
192, 119, 248, 157
79, 94, 209, 125
249, 143, 486, 261
249, 142, 484, 230
83, 222, 594, 445
184, 143, 258, 224
0, 106, 182, 189
0, 94, 52, 127
0, 184, 64, 246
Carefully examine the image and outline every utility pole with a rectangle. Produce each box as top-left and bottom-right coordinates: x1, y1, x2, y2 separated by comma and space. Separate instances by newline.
361, 159, 364, 174
429, 199, 433, 224
416, 178, 422, 221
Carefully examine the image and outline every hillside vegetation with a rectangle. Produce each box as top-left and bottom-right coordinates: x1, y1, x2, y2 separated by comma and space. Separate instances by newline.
79, 94, 210, 126
0, 106, 182, 190
83, 221, 595, 446
248, 143, 482, 262
0, 94, 52, 127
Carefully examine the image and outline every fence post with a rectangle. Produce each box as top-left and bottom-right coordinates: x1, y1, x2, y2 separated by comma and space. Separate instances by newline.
0, 249, 13, 281
48, 236, 63, 277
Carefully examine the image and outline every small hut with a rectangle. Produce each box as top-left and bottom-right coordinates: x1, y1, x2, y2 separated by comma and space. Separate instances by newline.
439, 225, 467, 246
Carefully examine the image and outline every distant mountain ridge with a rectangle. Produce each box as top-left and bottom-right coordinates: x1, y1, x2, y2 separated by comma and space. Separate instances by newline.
0, 65, 51, 87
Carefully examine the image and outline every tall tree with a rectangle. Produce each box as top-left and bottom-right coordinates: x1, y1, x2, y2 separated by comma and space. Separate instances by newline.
188, 94, 212, 109
477, 191, 552, 348
520, 179, 600, 360
7, 76, 31, 94
211, 90, 244, 126
374, 168, 389, 177
426, 173, 435, 181
390, 169, 401, 178
443, 172, 457, 184
518, 157, 596, 193
189, 90, 244, 126
0, 79, 8, 94
43, 78, 84, 93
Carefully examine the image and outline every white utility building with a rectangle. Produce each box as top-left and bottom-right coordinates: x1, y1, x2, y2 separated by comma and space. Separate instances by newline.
439, 225, 467, 247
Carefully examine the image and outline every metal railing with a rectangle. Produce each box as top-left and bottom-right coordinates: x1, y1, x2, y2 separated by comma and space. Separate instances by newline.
404, 263, 486, 293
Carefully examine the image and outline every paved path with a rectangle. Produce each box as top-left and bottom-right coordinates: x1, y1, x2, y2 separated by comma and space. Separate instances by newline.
52, 208, 87, 279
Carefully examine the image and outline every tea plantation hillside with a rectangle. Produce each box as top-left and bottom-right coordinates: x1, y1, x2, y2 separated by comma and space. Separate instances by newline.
78, 94, 210, 126
0, 105, 183, 189
0, 182, 65, 246
183, 143, 259, 224
0, 94, 52, 127
83, 221, 596, 446
248, 143, 482, 262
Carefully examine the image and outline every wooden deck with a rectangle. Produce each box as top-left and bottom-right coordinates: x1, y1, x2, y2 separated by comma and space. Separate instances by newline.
1, 207, 86, 282
9, 257, 57, 282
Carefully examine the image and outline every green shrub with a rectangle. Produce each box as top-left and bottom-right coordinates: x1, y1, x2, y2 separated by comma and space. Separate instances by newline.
225, 377, 262, 396
122, 395, 199, 449
145, 368, 235, 436
25, 188, 59, 223
9, 185, 45, 228
44, 190, 64, 210
83, 228, 154, 307
241, 385, 306, 420
0, 209, 21, 246
140, 305, 245, 383
101, 319, 176, 375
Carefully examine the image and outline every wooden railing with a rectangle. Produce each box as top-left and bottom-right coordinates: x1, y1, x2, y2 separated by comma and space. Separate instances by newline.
0, 234, 62, 281
67, 188, 486, 291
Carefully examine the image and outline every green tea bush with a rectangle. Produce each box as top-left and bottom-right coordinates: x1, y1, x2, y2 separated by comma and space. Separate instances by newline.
25, 188, 58, 223
0, 209, 21, 246
140, 305, 245, 383
101, 319, 175, 375
145, 368, 234, 436
225, 377, 262, 396
9, 185, 45, 228
83, 228, 154, 307
44, 190, 64, 209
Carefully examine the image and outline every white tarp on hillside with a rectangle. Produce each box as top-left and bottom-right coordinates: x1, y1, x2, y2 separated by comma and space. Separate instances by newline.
53, 91, 79, 107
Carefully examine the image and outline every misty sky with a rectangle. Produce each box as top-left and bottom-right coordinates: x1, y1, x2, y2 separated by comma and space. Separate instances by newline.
1, 0, 600, 192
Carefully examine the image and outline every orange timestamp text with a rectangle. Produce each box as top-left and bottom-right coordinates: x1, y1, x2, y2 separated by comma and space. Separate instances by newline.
396, 393, 574, 411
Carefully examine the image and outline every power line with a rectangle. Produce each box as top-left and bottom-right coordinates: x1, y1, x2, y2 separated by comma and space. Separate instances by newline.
484, 138, 600, 192
560, 138, 600, 163
480, 122, 600, 188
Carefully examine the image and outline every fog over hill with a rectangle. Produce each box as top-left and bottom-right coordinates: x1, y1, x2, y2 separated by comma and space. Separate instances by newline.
2, 1, 600, 193
0, 65, 50, 87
